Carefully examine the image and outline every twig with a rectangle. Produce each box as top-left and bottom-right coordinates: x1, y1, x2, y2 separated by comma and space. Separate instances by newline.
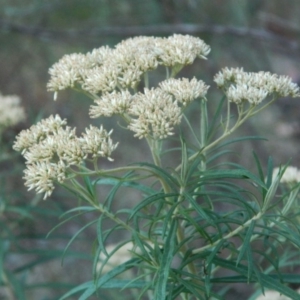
1, 19, 300, 51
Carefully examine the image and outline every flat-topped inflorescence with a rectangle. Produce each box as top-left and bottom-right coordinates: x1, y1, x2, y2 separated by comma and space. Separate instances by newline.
214, 67, 300, 105
47, 34, 211, 98
15, 34, 300, 200
13, 115, 117, 199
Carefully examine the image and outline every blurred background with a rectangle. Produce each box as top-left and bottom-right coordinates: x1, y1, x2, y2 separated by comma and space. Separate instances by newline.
1, 0, 300, 299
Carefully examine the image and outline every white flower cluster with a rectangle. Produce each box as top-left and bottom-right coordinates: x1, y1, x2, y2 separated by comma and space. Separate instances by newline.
127, 87, 182, 139
159, 77, 209, 106
90, 77, 209, 139
47, 34, 211, 97
214, 68, 300, 105
273, 166, 300, 184
13, 115, 118, 199
48, 35, 211, 140
89, 90, 133, 117
0, 93, 25, 129
80, 125, 117, 160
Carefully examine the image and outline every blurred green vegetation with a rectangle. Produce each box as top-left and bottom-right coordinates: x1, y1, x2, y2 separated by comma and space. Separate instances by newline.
1, 1, 300, 299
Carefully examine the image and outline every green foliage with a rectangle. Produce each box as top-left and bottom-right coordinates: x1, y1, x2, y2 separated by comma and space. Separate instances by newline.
48, 92, 300, 299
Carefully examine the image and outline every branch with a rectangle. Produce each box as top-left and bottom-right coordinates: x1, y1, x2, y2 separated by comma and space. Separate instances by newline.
1, 19, 300, 51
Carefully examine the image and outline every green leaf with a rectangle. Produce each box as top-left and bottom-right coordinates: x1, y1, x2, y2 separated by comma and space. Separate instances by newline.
178, 209, 212, 243
80, 258, 141, 300
200, 98, 208, 147
207, 149, 234, 165
252, 152, 264, 179
180, 135, 188, 185
211, 273, 300, 284
154, 218, 177, 299
183, 192, 214, 225
176, 277, 206, 300
59, 281, 93, 299
236, 220, 255, 267
201, 168, 267, 189
59, 258, 141, 300
134, 162, 179, 191
61, 218, 98, 263
92, 279, 149, 289
266, 156, 274, 188
83, 173, 95, 198
206, 239, 225, 268
182, 114, 201, 147
128, 192, 178, 221
212, 136, 267, 152
213, 257, 300, 299
207, 95, 226, 142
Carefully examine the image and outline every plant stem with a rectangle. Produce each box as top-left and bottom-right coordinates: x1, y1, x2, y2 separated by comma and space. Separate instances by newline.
192, 211, 263, 254
175, 188, 205, 297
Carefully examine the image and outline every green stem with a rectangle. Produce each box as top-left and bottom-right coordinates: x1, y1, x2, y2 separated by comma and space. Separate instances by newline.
175, 187, 205, 297
224, 99, 231, 133
192, 211, 263, 254
200, 99, 208, 172
146, 137, 162, 167
175, 96, 277, 174
72, 164, 159, 176
166, 67, 170, 79
175, 106, 250, 173
251, 185, 299, 245
211, 185, 300, 276
144, 72, 149, 89
72, 86, 98, 100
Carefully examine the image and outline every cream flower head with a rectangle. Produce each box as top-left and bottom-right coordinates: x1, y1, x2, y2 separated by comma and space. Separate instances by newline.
128, 88, 182, 139
0, 93, 25, 130
159, 77, 209, 106
158, 34, 211, 67
214, 68, 300, 105
89, 90, 133, 118
47, 34, 210, 98
14, 115, 118, 199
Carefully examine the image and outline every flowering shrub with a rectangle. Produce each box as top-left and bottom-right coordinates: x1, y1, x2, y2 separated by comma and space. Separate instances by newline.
13, 35, 300, 299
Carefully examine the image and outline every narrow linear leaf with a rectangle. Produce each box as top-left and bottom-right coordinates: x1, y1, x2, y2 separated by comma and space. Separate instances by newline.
134, 162, 179, 190
62, 219, 98, 263
180, 135, 188, 184
236, 220, 255, 266
183, 192, 214, 225
79, 258, 141, 300
59, 258, 141, 300
211, 273, 300, 284
207, 95, 226, 141
128, 192, 178, 221
154, 219, 177, 299
212, 136, 267, 152
213, 257, 300, 299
